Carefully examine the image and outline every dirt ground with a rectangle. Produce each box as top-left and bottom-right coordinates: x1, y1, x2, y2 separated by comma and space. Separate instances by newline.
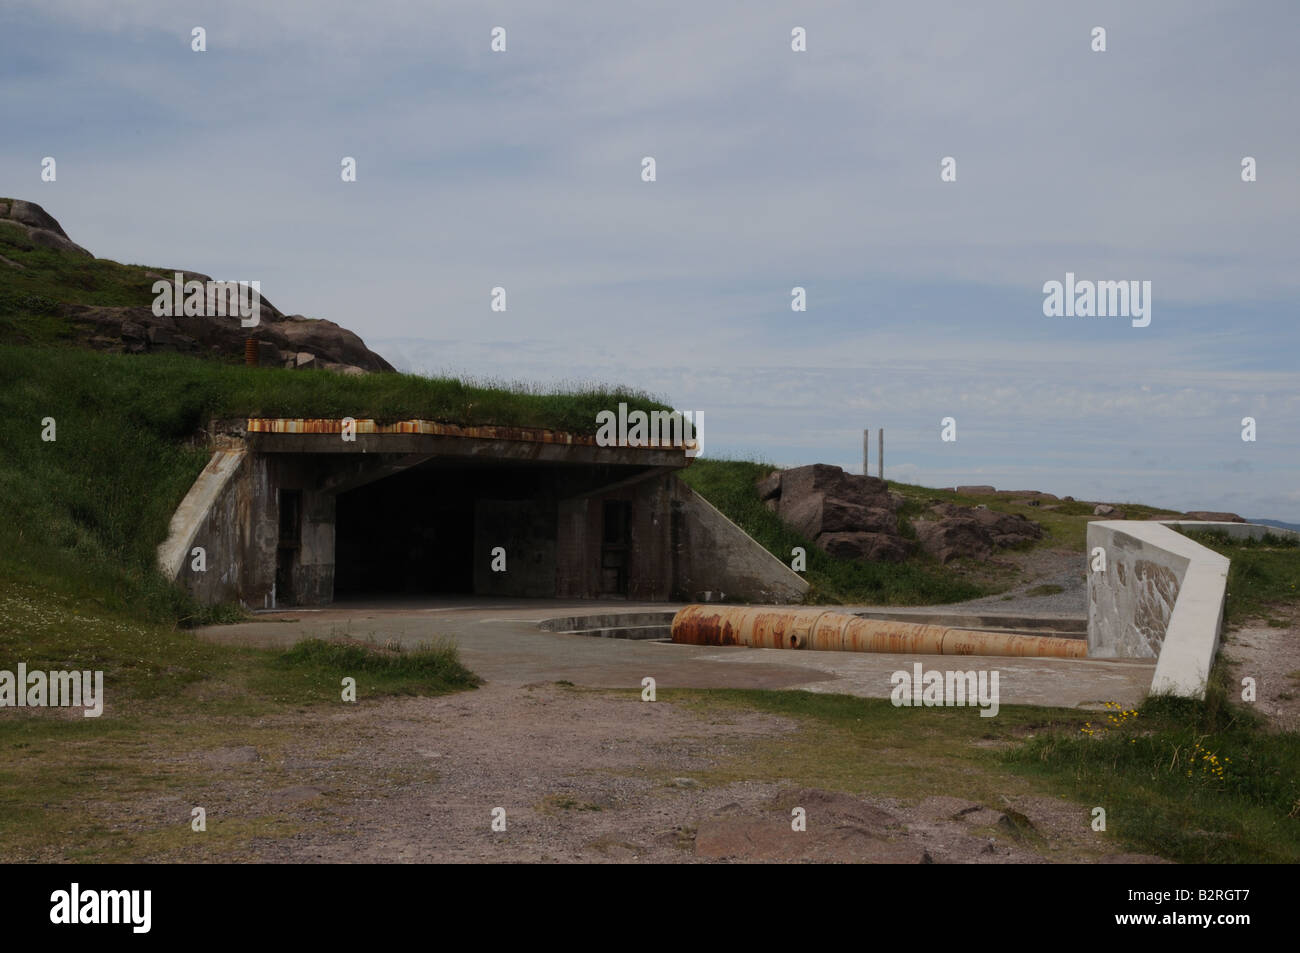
105, 682, 1165, 864
1222, 605, 1300, 732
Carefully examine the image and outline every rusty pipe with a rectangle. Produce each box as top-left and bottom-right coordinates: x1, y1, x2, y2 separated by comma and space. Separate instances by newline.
671, 605, 1085, 658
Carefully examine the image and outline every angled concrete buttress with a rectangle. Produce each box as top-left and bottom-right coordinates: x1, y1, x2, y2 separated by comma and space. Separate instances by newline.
157, 450, 246, 582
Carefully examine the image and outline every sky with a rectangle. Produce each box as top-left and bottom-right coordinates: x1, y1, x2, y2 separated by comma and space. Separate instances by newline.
3, 0, 1297, 519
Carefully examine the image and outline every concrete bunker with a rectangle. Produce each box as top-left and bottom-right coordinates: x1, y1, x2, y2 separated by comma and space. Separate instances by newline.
159, 418, 808, 609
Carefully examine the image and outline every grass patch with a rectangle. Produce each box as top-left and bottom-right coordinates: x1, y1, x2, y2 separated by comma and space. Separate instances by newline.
538, 793, 604, 814
257, 637, 481, 703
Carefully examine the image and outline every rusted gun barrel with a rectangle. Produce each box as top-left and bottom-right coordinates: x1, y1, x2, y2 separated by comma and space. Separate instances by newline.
671, 605, 1086, 658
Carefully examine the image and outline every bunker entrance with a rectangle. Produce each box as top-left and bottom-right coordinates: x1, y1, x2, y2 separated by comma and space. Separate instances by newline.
331, 459, 646, 600
334, 465, 482, 596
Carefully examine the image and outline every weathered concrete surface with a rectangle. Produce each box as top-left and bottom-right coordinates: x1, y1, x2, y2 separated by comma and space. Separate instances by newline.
671, 481, 809, 603
195, 598, 1152, 709
156, 450, 247, 601
1087, 520, 1230, 699
1087, 523, 1189, 659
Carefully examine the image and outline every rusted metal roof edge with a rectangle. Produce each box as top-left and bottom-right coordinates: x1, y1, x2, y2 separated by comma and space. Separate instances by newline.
244, 418, 696, 452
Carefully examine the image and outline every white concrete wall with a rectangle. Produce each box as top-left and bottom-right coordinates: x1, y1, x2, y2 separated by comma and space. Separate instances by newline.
1087, 520, 1231, 699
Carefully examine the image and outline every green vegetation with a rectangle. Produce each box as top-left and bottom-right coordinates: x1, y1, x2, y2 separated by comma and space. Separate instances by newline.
677, 458, 989, 605
0, 215, 167, 347
1008, 668, 1300, 864
261, 637, 480, 703
1177, 529, 1300, 625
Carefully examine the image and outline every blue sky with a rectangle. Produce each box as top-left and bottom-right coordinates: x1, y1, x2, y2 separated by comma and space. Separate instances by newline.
3, 0, 1298, 518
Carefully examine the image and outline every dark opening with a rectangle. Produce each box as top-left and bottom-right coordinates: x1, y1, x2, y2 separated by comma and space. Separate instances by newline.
600, 499, 632, 596
330, 459, 651, 601
275, 489, 302, 606
334, 469, 476, 596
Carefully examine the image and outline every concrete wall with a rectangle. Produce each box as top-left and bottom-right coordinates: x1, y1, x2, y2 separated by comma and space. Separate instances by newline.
157, 450, 249, 604
474, 499, 558, 597
555, 472, 676, 600
1087, 520, 1231, 699
670, 480, 809, 604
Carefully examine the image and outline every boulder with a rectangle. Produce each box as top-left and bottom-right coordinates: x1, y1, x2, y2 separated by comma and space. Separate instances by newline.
1183, 511, 1245, 523
781, 495, 895, 538
769, 463, 907, 563
956, 485, 997, 496
818, 532, 912, 562
0, 200, 92, 257
914, 518, 992, 563
780, 464, 893, 509
1094, 504, 1126, 518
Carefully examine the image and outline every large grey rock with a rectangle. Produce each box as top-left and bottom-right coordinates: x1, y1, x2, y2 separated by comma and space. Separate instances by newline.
933, 503, 1042, 546
779, 464, 892, 508
818, 532, 912, 562
914, 518, 993, 563
6, 199, 70, 236
770, 463, 906, 563
0, 200, 92, 257
780, 494, 896, 538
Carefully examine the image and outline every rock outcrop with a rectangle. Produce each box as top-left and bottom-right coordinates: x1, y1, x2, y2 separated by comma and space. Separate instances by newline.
762, 464, 913, 563
760, 465, 1046, 565
1181, 511, 1245, 523
0, 198, 93, 258
0, 199, 394, 374
912, 503, 1043, 563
